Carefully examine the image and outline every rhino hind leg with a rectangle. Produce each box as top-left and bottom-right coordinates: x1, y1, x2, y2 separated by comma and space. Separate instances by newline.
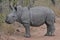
45, 20, 55, 36
45, 24, 55, 36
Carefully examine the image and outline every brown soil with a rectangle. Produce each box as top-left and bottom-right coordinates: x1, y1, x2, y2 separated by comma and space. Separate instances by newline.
0, 17, 60, 40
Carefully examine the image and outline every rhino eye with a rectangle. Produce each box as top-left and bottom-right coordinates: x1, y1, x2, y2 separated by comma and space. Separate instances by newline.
12, 16, 15, 17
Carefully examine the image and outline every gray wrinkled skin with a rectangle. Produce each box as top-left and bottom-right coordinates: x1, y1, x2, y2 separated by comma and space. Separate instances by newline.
5, 6, 55, 38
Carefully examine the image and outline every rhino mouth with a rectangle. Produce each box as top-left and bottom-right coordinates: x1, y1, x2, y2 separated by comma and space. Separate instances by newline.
5, 20, 12, 24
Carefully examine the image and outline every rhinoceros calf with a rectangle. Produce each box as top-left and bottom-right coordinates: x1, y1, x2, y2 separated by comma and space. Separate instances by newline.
5, 6, 55, 38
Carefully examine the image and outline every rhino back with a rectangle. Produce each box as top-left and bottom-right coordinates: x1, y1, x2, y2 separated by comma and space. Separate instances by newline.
20, 6, 55, 26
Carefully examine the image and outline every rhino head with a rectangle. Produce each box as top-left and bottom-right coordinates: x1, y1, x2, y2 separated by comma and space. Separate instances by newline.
5, 6, 22, 24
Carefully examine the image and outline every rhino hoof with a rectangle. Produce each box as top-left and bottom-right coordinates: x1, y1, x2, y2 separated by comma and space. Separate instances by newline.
44, 33, 55, 36
24, 34, 31, 38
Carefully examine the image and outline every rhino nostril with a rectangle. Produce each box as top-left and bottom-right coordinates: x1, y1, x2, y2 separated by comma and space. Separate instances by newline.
5, 20, 7, 22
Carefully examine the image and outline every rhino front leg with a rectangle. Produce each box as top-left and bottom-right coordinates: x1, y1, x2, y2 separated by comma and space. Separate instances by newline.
23, 23, 31, 38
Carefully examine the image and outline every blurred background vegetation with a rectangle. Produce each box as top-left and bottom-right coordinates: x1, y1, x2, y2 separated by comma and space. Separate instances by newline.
0, 0, 60, 35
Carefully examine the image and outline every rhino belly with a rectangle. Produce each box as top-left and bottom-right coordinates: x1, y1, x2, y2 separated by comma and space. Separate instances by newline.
30, 12, 46, 26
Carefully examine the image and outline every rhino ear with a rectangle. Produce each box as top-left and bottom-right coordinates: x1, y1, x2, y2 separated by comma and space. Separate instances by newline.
9, 5, 17, 11
9, 5, 13, 10
14, 6, 17, 11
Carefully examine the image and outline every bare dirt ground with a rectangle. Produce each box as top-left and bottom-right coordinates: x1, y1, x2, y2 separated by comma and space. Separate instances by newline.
0, 17, 60, 40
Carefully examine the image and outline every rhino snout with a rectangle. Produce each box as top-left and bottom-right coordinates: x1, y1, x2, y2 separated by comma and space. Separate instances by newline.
5, 19, 11, 24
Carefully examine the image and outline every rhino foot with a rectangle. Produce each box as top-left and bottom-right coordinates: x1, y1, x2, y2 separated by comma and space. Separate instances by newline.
24, 34, 31, 38
44, 32, 55, 36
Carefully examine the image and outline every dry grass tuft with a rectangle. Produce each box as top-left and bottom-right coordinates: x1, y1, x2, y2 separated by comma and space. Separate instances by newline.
0, 23, 16, 35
